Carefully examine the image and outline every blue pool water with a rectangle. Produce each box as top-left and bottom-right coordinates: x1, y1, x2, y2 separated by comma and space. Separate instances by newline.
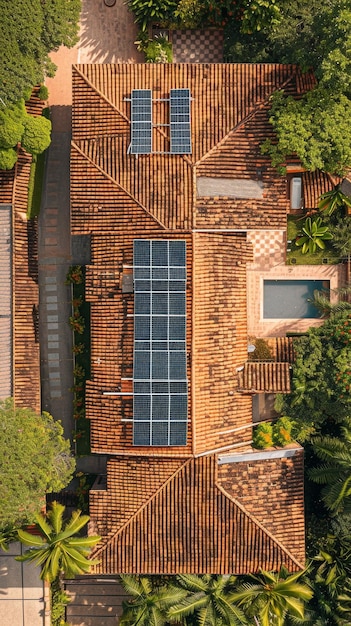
263, 280, 329, 319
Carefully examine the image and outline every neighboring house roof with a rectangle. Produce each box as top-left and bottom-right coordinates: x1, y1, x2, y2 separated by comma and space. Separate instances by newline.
71, 63, 312, 574
237, 362, 292, 394
0, 204, 12, 399
0, 119, 40, 412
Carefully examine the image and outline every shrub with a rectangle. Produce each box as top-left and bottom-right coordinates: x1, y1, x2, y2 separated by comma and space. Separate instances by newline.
21, 115, 52, 155
252, 422, 273, 449
0, 118, 24, 149
248, 337, 273, 361
0, 147, 18, 170
50, 576, 71, 626
145, 36, 173, 62
65, 265, 83, 285
127, 0, 177, 31
69, 315, 85, 334
38, 85, 49, 100
272, 417, 293, 447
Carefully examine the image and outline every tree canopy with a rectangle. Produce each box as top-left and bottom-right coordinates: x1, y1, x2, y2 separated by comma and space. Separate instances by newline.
224, 0, 351, 175
277, 312, 351, 441
0, 399, 75, 528
0, 0, 81, 106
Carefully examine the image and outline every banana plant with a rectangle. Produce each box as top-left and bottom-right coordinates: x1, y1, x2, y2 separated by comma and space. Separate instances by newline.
318, 187, 351, 216
295, 216, 332, 254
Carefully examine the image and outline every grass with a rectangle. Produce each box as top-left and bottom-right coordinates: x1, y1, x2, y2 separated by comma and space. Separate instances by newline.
287, 214, 340, 265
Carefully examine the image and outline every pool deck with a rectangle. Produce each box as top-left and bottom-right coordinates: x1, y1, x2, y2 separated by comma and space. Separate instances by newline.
246, 229, 346, 337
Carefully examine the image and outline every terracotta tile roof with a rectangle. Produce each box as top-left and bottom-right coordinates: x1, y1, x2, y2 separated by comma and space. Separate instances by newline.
70, 63, 311, 575
237, 362, 291, 393
0, 92, 41, 412
72, 63, 314, 232
90, 453, 304, 574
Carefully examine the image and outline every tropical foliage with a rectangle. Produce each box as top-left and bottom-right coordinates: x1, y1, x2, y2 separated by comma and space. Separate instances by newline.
0, 399, 75, 528
318, 188, 351, 216
295, 216, 333, 255
276, 311, 351, 441
120, 574, 187, 626
16, 501, 100, 581
168, 574, 247, 625
308, 428, 351, 515
232, 567, 313, 626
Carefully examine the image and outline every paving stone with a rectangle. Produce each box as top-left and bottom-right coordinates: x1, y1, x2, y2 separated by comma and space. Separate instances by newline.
45, 284, 57, 292
48, 342, 59, 349
48, 323, 59, 330
49, 371, 60, 379
48, 315, 58, 322
45, 237, 58, 245
45, 276, 57, 284
48, 361, 60, 368
51, 390, 62, 398
47, 304, 58, 311
46, 295, 58, 303
48, 353, 59, 360
50, 379, 61, 387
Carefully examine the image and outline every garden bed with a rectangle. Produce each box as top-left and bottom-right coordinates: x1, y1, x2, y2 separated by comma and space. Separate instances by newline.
287, 214, 340, 265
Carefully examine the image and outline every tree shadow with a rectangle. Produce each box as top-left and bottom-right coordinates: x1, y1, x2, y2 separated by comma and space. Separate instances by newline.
78, 0, 143, 64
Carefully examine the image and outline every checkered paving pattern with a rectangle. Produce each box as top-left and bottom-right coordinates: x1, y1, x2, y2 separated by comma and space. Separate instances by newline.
172, 29, 224, 63
247, 230, 286, 267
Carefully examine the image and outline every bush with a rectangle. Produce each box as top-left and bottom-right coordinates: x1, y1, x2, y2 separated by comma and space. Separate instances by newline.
38, 85, 49, 100
127, 0, 177, 31
0, 118, 24, 149
272, 417, 293, 447
50, 576, 71, 626
0, 147, 18, 170
21, 115, 51, 155
252, 422, 273, 449
145, 36, 172, 62
248, 338, 273, 361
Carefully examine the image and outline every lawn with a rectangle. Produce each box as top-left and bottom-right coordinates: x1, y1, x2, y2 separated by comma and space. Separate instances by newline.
286, 214, 340, 265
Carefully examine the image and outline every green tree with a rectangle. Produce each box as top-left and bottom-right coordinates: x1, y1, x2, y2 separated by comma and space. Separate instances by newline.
16, 501, 101, 581
277, 312, 351, 440
0, 398, 75, 528
308, 428, 351, 515
119, 575, 187, 626
0, 147, 18, 170
168, 574, 247, 625
231, 567, 313, 626
21, 115, 51, 155
0, 0, 81, 106
261, 89, 351, 176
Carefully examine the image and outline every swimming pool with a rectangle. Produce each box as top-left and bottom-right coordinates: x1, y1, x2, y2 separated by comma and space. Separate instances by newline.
263, 279, 329, 319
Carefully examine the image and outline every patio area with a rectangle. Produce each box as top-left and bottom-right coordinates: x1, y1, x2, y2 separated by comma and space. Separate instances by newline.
246, 229, 347, 337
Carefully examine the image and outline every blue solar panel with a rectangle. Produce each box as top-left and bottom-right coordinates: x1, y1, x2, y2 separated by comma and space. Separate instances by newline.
170, 89, 192, 155
133, 240, 188, 446
130, 90, 152, 154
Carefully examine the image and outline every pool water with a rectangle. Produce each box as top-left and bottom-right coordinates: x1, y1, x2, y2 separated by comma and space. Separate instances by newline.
263, 279, 329, 319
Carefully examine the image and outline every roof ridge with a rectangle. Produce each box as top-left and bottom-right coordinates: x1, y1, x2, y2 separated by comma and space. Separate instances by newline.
215, 479, 304, 569
92, 457, 192, 559
195, 69, 299, 168
71, 140, 166, 229
72, 64, 130, 123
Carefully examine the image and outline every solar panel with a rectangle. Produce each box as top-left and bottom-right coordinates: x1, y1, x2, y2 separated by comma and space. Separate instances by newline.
133, 240, 188, 446
130, 89, 152, 154
170, 89, 192, 155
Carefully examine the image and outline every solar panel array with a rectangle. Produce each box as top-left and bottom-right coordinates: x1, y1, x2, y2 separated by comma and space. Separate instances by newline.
130, 89, 152, 154
170, 88, 192, 154
133, 240, 188, 446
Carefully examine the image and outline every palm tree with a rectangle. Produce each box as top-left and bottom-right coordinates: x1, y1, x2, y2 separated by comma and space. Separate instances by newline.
168, 574, 248, 625
308, 428, 351, 515
231, 567, 313, 626
119, 575, 187, 626
318, 188, 351, 217
309, 285, 351, 317
16, 501, 101, 581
